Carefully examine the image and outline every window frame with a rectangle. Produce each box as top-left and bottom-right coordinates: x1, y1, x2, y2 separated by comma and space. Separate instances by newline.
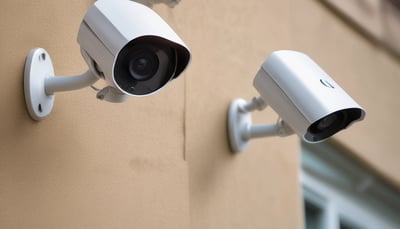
301, 141, 400, 229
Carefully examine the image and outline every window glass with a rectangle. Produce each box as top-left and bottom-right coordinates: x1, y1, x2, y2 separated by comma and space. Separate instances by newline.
305, 201, 324, 229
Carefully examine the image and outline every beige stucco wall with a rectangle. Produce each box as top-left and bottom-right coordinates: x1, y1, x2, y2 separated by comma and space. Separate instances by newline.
173, 1, 302, 228
0, 0, 399, 228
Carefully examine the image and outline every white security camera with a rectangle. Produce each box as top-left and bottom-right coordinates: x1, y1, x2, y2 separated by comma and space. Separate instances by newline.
254, 50, 365, 142
228, 50, 365, 152
24, 0, 191, 120
78, 0, 190, 99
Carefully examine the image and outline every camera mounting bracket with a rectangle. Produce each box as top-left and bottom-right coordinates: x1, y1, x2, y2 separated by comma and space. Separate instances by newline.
228, 97, 294, 153
24, 48, 99, 121
24, 48, 55, 120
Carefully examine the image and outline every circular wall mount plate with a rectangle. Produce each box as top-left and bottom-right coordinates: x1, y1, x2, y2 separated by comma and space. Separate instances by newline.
24, 48, 55, 121
228, 99, 252, 153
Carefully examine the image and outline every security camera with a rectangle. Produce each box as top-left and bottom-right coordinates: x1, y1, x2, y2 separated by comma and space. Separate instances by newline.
253, 50, 365, 142
24, 0, 191, 120
78, 0, 190, 99
228, 50, 365, 152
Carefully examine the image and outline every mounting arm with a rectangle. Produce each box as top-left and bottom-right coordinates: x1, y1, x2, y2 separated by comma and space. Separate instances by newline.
24, 48, 99, 121
227, 97, 294, 153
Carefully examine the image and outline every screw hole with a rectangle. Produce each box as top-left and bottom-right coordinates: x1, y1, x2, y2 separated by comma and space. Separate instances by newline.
38, 104, 43, 113
39, 53, 46, 62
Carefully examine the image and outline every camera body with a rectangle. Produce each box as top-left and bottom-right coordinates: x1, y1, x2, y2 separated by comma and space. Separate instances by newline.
77, 0, 190, 98
253, 50, 365, 143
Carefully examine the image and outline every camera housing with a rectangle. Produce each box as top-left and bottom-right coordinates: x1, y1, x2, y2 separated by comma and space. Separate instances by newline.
78, 0, 190, 98
253, 50, 365, 143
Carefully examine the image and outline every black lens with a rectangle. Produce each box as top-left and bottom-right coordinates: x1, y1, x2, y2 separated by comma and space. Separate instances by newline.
315, 113, 338, 131
114, 39, 177, 96
311, 112, 346, 136
305, 108, 363, 142
128, 50, 159, 81
306, 111, 348, 142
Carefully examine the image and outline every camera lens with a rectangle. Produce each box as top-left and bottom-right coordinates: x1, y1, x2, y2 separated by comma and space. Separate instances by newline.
128, 50, 159, 81
306, 110, 348, 142
315, 113, 338, 131
305, 108, 363, 142
114, 39, 177, 96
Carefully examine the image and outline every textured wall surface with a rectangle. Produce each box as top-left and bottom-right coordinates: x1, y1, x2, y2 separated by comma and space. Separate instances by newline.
169, 1, 303, 228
